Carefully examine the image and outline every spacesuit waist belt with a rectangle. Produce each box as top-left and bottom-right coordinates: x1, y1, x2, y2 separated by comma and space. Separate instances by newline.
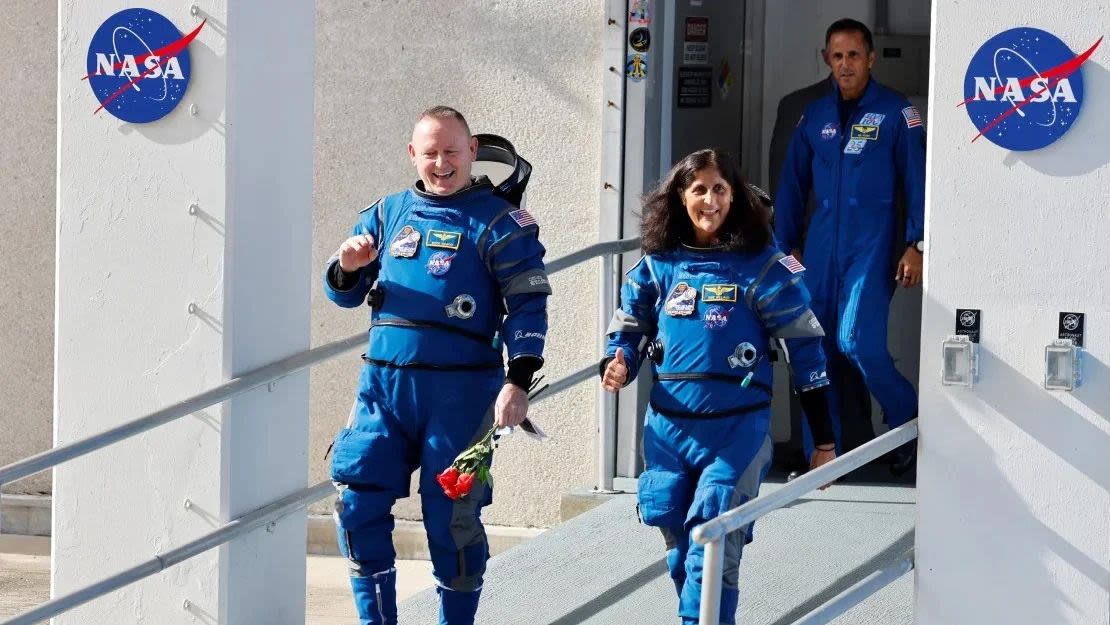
649, 398, 771, 420
361, 356, 503, 372
370, 318, 496, 347
654, 372, 772, 394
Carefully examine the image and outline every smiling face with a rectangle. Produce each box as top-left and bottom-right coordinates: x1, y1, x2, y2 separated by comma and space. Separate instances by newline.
408, 116, 479, 195
681, 167, 733, 246
826, 29, 875, 100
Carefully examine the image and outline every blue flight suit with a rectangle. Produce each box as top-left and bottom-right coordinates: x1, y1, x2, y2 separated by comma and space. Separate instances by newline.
605, 245, 828, 625
774, 78, 925, 459
323, 177, 550, 625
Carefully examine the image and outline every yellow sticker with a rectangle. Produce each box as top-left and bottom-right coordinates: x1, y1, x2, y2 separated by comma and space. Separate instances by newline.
850, 124, 880, 140
426, 230, 462, 250
702, 284, 738, 303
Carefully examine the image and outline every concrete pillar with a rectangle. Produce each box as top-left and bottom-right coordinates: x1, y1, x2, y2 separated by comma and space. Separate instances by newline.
55, 2, 313, 623
917, 3, 1109, 624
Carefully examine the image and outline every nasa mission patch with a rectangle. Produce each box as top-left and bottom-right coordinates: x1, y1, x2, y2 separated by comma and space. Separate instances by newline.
86, 8, 205, 123
961, 27, 1101, 151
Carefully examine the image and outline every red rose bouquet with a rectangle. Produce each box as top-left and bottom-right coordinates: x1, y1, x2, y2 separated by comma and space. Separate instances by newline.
435, 378, 548, 500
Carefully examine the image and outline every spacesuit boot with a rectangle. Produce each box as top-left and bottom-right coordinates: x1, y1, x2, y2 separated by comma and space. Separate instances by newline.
437, 586, 482, 625
349, 567, 398, 625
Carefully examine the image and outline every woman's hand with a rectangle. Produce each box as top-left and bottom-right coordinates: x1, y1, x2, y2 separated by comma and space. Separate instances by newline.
601, 349, 630, 393
809, 445, 837, 490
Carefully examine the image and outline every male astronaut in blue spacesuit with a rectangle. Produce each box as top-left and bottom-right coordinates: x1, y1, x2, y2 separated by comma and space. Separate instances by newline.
775, 18, 925, 473
323, 106, 549, 625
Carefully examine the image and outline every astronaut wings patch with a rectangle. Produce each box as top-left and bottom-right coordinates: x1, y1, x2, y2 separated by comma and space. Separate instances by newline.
778, 255, 805, 274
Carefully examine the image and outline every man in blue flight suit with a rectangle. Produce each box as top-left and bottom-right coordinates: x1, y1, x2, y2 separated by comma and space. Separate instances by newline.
323, 106, 550, 625
774, 18, 925, 475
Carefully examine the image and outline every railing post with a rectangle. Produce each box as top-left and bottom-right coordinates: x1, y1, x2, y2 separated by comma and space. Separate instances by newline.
699, 536, 725, 625
596, 252, 618, 492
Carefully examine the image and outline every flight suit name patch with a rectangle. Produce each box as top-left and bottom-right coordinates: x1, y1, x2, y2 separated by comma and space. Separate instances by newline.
427, 230, 462, 250
702, 284, 738, 303
850, 124, 880, 140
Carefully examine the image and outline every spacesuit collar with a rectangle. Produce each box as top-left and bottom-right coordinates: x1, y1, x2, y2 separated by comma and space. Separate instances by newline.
412, 176, 495, 205
833, 76, 879, 106
679, 241, 728, 253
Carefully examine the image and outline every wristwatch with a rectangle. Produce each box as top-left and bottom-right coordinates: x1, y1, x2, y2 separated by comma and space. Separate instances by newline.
909, 240, 924, 253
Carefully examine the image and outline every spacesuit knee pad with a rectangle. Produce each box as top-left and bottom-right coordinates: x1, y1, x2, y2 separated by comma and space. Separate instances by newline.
690, 484, 749, 566
423, 495, 488, 592
429, 539, 488, 592
637, 469, 691, 530
334, 486, 397, 532
688, 484, 736, 527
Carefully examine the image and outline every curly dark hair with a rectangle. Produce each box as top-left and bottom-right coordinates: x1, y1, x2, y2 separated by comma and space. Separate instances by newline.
640, 149, 771, 254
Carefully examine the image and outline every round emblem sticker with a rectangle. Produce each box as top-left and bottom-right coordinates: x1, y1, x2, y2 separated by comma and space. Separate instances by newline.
86, 8, 204, 123
427, 252, 455, 276
962, 28, 1101, 151
703, 305, 733, 330
820, 122, 837, 140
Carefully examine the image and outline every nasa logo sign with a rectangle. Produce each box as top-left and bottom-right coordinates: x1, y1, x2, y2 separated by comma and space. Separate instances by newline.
961, 28, 1102, 151
85, 8, 206, 123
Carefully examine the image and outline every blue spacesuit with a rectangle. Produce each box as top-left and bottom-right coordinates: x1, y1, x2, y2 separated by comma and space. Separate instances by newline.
605, 245, 829, 624
774, 78, 925, 459
324, 175, 549, 625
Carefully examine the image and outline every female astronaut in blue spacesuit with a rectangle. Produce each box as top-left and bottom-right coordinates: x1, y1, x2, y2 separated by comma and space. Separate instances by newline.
600, 149, 837, 624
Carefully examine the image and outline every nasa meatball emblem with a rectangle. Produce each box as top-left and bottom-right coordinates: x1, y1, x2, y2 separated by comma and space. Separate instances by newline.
961, 28, 1102, 151
86, 8, 205, 123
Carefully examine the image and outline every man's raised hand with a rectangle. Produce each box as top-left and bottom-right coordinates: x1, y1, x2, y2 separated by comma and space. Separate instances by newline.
338, 234, 378, 272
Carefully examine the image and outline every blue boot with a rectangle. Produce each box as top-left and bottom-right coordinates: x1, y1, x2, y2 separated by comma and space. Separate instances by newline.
349, 567, 397, 625
437, 586, 482, 625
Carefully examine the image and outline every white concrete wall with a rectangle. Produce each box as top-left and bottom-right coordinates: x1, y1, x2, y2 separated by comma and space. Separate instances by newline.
916, 3, 1110, 624
310, 1, 604, 528
0, 2, 55, 498
55, 2, 312, 623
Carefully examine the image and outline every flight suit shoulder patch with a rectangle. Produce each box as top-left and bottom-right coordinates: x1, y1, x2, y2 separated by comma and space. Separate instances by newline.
778, 255, 805, 274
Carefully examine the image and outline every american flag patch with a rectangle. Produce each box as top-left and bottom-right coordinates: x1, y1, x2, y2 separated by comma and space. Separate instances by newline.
509, 208, 537, 228
902, 106, 922, 128
779, 255, 805, 274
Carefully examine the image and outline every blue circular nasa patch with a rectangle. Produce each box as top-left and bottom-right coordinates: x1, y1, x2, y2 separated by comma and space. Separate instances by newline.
703, 305, 732, 330
86, 8, 198, 123
963, 28, 1095, 151
426, 252, 455, 276
820, 122, 837, 140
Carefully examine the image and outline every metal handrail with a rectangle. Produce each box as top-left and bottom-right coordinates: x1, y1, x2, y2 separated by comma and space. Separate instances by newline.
547, 237, 640, 274
0, 238, 640, 488
1, 481, 333, 625
0, 237, 635, 625
694, 419, 919, 625
0, 359, 604, 625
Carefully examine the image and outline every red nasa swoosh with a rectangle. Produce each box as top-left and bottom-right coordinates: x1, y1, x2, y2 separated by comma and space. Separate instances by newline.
958, 37, 1101, 143
85, 19, 206, 115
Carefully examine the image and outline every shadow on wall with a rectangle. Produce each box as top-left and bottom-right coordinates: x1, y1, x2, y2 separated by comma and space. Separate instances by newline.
919, 299, 1110, 625
119, 10, 228, 144
1001, 62, 1110, 176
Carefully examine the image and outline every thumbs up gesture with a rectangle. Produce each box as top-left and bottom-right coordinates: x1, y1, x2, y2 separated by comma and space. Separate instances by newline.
601, 349, 630, 393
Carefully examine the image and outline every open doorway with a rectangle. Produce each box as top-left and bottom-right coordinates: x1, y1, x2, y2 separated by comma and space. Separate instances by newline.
612, 0, 932, 482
